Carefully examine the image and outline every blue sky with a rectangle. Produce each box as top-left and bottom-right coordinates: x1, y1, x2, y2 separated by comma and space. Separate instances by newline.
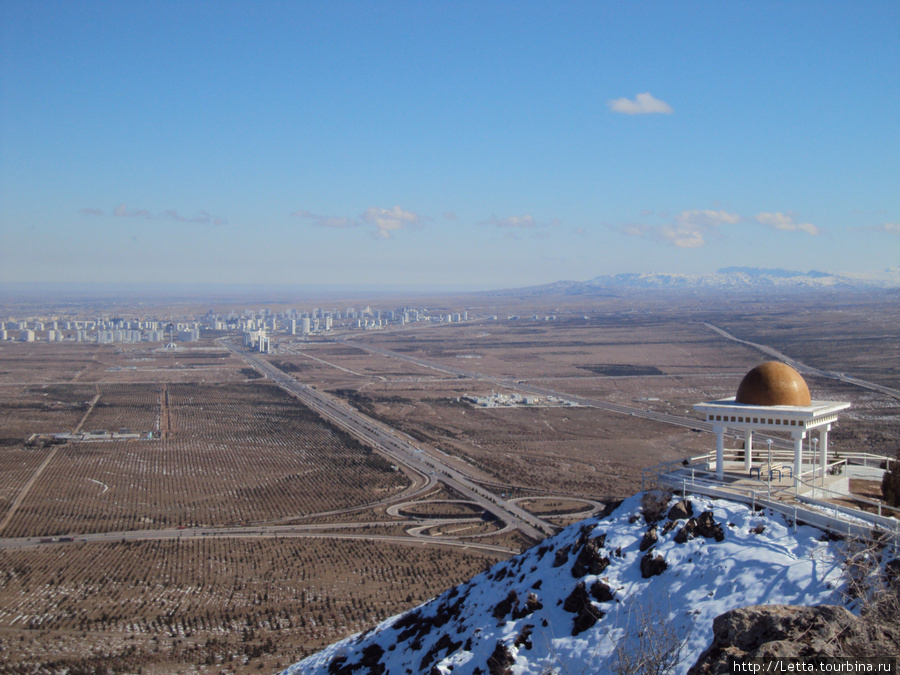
1, 1, 898, 290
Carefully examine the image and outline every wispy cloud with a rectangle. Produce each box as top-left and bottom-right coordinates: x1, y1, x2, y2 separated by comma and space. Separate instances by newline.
755, 212, 819, 235
79, 204, 226, 224
165, 210, 227, 225
443, 211, 459, 220
665, 210, 739, 247
481, 214, 538, 229
361, 206, 423, 239
291, 210, 358, 229
293, 206, 422, 239
113, 203, 152, 218
871, 222, 900, 236
608, 92, 673, 115
622, 209, 739, 248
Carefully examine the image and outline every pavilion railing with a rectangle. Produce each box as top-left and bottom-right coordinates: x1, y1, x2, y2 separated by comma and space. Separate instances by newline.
642, 451, 900, 547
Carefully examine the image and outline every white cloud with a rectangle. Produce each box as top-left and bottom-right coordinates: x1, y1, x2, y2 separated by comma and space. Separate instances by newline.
664, 210, 739, 247
621, 209, 739, 247
607, 92, 673, 115
360, 206, 423, 239
755, 212, 819, 235
165, 210, 227, 225
481, 214, 538, 229
292, 210, 357, 229
659, 225, 706, 248
443, 211, 459, 220
79, 207, 105, 216
872, 222, 900, 236
676, 209, 741, 228
294, 206, 421, 238
112, 203, 151, 218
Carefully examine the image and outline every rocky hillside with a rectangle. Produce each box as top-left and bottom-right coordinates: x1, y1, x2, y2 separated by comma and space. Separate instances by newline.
281, 491, 868, 675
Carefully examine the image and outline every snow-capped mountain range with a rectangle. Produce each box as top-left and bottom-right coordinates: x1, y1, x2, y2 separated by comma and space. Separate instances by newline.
500, 267, 900, 295
282, 492, 847, 675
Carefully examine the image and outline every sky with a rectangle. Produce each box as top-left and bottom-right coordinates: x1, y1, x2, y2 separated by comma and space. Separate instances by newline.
1, 1, 898, 291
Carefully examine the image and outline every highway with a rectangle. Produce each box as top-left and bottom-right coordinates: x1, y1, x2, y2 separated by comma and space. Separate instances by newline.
220, 340, 555, 541
340, 339, 798, 450
702, 323, 900, 401
0, 523, 518, 556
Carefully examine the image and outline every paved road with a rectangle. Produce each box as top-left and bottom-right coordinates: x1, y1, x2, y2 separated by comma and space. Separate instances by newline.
0, 523, 518, 556
221, 340, 555, 541
702, 323, 900, 401
340, 338, 797, 450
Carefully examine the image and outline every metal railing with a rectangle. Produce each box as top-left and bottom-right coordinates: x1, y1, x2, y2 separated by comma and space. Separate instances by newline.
642, 451, 899, 547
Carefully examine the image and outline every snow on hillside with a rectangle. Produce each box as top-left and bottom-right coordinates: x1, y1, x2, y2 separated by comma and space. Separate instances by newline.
282, 492, 848, 675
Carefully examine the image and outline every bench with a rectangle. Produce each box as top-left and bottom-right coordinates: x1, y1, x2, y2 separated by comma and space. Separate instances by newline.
750, 463, 793, 480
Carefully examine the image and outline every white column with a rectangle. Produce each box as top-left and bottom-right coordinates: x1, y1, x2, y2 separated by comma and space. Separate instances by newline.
744, 429, 754, 471
819, 424, 830, 485
792, 431, 806, 491
715, 425, 725, 481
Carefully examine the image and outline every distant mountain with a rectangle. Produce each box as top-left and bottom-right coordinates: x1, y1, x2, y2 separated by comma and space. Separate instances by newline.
496, 268, 898, 295
281, 492, 847, 675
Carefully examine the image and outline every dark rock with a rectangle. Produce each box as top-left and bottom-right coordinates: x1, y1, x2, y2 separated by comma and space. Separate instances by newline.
492, 590, 518, 621
676, 511, 724, 544
641, 490, 673, 524
589, 580, 614, 602
512, 593, 543, 620
420, 634, 462, 672
661, 519, 679, 537
696, 511, 725, 542
514, 624, 534, 649
394, 594, 466, 645
575, 523, 594, 549
487, 642, 515, 675
328, 643, 386, 675
596, 500, 624, 521
553, 544, 572, 567
674, 519, 696, 544
668, 499, 694, 521
640, 552, 668, 578
562, 581, 604, 636
327, 655, 350, 675
688, 604, 900, 675
640, 525, 659, 551
571, 537, 610, 577
360, 644, 386, 674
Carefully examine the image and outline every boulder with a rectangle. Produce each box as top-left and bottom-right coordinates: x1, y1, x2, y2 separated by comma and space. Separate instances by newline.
571, 537, 610, 577
562, 581, 604, 636
640, 525, 659, 552
640, 552, 668, 578
688, 604, 900, 675
668, 499, 694, 521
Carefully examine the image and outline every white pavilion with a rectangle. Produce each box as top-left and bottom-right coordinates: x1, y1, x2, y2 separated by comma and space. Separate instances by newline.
693, 362, 850, 492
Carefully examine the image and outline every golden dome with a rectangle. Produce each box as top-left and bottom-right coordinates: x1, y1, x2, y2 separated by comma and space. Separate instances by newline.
735, 362, 811, 407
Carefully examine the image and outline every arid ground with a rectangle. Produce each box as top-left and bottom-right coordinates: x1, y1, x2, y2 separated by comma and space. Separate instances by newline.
0, 289, 897, 672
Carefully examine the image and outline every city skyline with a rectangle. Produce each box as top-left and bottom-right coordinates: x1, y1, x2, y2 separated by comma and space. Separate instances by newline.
1, 1, 898, 290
